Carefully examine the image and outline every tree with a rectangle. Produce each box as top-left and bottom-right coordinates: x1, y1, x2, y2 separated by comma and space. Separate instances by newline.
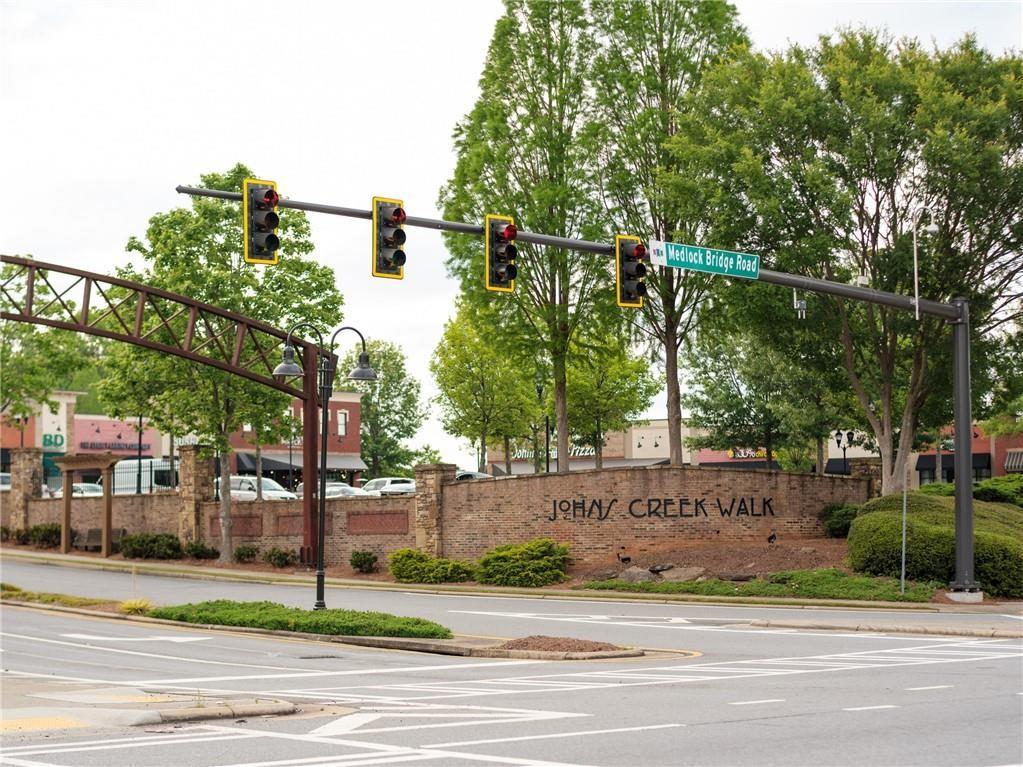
1, 259, 89, 432
667, 31, 1023, 493
588, 0, 747, 467
565, 337, 659, 469
340, 339, 425, 478
682, 332, 792, 468
431, 306, 537, 472
98, 163, 343, 560
439, 0, 610, 473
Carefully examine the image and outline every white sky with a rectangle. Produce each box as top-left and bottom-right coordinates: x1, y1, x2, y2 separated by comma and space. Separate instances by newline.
2, 0, 1020, 468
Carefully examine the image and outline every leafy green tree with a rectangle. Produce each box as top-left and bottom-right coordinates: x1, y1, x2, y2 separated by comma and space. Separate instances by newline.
1, 259, 89, 431
439, 0, 609, 473
411, 444, 443, 466
98, 163, 342, 560
431, 306, 537, 472
566, 337, 659, 469
588, 0, 747, 467
340, 339, 425, 478
667, 31, 1023, 493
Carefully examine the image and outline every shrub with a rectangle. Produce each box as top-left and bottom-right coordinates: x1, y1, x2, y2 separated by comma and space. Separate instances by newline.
919, 482, 955, 496
148, 599, 452, 638
27, 523, 63, 548
12, 528, 30, 545
976, 475, 1022, 505
262, 547, 298, 568
1, 527, 9, 542
184, 541, 220, 559
120, 533, 183, 560
388, 549, 475, 583
119, 598, 153, 615
848, 493, 1023, 597
477, 538, 571, 587
820, 505, 859, 539
233, 544, 259, 563
350, 550, 378, 574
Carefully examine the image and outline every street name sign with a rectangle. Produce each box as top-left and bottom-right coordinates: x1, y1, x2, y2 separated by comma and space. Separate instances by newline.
649, 240, 760, 280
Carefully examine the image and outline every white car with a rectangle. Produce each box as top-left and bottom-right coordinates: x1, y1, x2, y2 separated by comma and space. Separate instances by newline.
361, 477, 416, 495
55, 483, 104, 498
0, 472, 10, 492
215, 476, 298, 501
296, 482, 379, 499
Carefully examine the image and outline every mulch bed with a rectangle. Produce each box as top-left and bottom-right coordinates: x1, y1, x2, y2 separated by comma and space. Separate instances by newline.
497, 635, 623, 653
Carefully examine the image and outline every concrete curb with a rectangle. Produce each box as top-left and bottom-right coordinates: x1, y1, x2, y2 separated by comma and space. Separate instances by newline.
2, 548, 968, 611
749, 618, 1023, 639
1, 600, 645, 660
157, 701, 296, 722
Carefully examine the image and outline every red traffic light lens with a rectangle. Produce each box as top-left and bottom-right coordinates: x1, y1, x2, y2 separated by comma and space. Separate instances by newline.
390, 207, 407, 224
501, 224, 517, 242
262, 189, 280, 207
634, 243, 646, 259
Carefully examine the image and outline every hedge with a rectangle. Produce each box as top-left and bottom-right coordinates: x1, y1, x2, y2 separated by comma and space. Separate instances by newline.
848, 492, 1023, 597
120, 533, 183, 559
388, 549, 475, 583
476, 538, 570, 587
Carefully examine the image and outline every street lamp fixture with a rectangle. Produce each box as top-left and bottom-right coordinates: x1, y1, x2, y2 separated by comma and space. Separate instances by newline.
911, 206, 940, 321
274, 323, 377, 611
834, 429, 854, 476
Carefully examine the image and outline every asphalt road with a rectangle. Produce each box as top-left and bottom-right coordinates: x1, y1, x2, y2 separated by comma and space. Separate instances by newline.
1, 561, 1021, 766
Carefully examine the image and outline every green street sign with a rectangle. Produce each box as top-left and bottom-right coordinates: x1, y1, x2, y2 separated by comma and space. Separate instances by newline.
649, 240, 760, 280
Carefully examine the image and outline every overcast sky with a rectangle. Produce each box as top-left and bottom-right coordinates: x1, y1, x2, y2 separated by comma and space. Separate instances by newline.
2, 1, 1020, 468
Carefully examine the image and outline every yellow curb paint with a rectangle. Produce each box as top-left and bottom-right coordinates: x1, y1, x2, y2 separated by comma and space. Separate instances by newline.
1, 716, 90, 732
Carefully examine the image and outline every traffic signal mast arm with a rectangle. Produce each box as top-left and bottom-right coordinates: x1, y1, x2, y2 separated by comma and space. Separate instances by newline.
175, 184, 960, 321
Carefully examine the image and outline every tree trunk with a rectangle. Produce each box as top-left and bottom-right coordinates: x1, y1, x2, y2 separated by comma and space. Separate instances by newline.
217, 451, 233, 562
553, 353, 569, 474
595, 421, 604, 471
664, 321, 685, 466
816, 435, 825, 475
504, 435, 512, 476
479, 431, 487, 473
255, 444, 263, 501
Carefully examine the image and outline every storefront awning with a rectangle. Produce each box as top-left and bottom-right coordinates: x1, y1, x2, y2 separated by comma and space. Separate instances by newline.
916, 453, 990, 470
236, 453, 295, 472
1006, 449, 1023, 473
322, 455, 368, 470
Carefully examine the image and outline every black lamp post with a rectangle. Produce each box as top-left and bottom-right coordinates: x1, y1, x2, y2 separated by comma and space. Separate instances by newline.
274, 323, 376, 610
834, 429, 854, 475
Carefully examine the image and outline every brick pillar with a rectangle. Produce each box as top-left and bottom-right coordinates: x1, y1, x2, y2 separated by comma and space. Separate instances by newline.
178, 445, 214, 542
413, 463, 456, 556
850, 458, 882, 497
9, 448, 44, 531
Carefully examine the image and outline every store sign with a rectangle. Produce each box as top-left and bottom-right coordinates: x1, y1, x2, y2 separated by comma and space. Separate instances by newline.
512, 446, 596, 460
728, 447, 765, 459
42, 433, 65, 448
80, 441, 150, 451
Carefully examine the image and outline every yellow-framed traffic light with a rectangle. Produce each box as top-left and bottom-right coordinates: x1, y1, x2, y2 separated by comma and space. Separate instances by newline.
615, 234, 647, 308
242, 178, 281, 265
372, 196, 407, 279
485, 213, 517, 293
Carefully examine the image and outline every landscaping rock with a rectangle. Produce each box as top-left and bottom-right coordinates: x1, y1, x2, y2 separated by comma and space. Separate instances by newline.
799, 547, 817, 555
588, 569, 620, 582
719, 572, 756, 582
658, 566, 706, 583
649, 563, 674, 573
620, 566, 658, 583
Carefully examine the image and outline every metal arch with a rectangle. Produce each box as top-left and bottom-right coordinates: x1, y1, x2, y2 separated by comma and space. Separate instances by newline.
1, 254, 312, 398
1, 254, 325, 565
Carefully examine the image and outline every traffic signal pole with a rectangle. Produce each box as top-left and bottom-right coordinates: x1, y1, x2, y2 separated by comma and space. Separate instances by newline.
176, 183, 978, 593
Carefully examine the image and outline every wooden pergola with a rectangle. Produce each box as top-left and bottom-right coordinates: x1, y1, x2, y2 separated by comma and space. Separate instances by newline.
53, 453, 121, 557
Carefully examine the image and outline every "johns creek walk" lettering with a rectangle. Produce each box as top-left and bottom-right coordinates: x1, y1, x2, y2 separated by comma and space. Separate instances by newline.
547, 496, 775, 522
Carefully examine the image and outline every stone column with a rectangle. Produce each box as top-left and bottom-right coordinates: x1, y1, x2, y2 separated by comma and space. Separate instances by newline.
413, 463, 456, 557
100, 465, 113, 557
9, 448, 44, 531
178, 445, 214, 543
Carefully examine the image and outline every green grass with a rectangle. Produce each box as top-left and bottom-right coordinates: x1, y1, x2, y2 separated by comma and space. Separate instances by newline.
147, 599, 453, 638
1, 582, 112, 608
579, 568, 939, 602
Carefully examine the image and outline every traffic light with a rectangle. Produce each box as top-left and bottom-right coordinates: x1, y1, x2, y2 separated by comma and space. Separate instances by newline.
615, 234, 647, 308
372, 197, 407, 279
485, 214, 517, 292
242, 178, 281, 265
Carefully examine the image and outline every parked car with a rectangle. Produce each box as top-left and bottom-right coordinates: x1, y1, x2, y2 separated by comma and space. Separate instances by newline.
101, 458, 177, 494
215, 476, 298, 501
296, 481, 379, 499
0, 472, 10, 492
456, 470, 493, 481
361, 477, 416, 495
55, 483, 104, 498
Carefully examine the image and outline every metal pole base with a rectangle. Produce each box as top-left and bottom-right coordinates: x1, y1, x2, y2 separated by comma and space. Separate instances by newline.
314, 570, 326, 610
945, 587, 984, 604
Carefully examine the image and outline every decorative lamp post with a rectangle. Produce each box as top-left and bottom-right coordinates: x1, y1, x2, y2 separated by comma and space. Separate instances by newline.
274, 324, 376, 610
911, 206, 940, 321
834, 429, 854, 475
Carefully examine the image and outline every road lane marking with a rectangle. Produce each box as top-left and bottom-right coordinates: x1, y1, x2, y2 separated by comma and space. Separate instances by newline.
0, 715, 90, 733
905, 685, 953, 691
728, 699, 784, 705
1000, 614, 1023, 621
0, 732, 257, 756
843, 705, 899, 711
61, 633, 209, 643
423, 723, 683, 748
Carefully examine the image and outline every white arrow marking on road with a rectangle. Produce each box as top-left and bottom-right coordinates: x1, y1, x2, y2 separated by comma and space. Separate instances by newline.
61, 633, 209, 643
310, 712, 384, 735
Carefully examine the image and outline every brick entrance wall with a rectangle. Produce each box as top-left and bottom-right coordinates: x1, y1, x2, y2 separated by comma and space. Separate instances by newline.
436, 465, 870, 567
